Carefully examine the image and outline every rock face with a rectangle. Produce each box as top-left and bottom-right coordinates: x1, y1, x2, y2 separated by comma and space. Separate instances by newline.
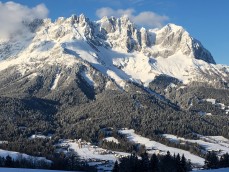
38, 15, 214, 62
96, 17, 215, 64
152, 24, 215, 64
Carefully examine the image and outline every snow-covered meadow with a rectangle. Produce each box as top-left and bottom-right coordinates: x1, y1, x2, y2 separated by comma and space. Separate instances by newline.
0, 149, 51, 163
119, 129, 205, 165
162, 134, 229, 155
56, 139, 129, 171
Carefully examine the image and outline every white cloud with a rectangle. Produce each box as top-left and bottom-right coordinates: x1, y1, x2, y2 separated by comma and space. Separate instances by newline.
96, 7, 134, 18
96, 7, 169, 28
0, 1, 48, 38
133, 11, 169, 28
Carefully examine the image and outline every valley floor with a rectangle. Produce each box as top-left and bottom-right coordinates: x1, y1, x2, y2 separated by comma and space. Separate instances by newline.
1, 128, 229, 171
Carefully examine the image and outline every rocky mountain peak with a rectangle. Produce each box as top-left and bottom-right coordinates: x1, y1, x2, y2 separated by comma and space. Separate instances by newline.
17, 14, 214, 64
160, 23, 185, 33
0, 14, 223, 91
154, 23, 215, 64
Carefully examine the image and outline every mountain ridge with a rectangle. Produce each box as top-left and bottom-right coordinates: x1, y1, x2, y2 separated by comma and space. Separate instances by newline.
0, 14, 227, 92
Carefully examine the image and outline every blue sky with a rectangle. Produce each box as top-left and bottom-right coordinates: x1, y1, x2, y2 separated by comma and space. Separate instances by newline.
1, 0, 229, 65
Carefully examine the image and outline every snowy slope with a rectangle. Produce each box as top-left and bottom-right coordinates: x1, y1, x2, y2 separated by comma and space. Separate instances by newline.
119, 129, 205, 165
57, 139, 129, 171
162, 134, 229, 155
59, 139, 129, 161
0, 149, 51, 163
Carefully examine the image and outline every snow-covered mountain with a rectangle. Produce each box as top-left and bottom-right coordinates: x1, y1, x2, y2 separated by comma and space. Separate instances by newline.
2, 14, 229, 171
0, 14, 228, 96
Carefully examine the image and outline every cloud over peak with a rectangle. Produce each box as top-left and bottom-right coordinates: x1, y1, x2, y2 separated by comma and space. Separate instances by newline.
96, 7, 169, 28
0, 1, 48, 38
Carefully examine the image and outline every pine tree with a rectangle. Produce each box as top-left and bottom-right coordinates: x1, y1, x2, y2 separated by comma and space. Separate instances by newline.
0, 157, 4, 167
219, 153, 229, 168
112, 161, 119, 172
131, 153, 141, 172
160, 151, 176, 172
5, 155, 13, 167
180, 154, 187, 172
176, 154, 182, 172
119, 153, 140, 172
150, 154, 159, 172
186, 159, 192, 171
205, 151, 219, 169
65, 152, 82, 170
141, 151, 150, 172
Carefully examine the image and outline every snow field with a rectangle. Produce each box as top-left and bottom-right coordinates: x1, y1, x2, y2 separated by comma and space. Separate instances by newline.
119, 129, 205, 165
162, 134, 229, 155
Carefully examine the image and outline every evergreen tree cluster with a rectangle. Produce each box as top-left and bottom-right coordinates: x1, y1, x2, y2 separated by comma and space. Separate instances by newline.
205, 152, 229, 169
0, 155, 50, 169
99, 131, 146, 155
113, 151, 192, 172
0, 138, 56, 160
0, 153, 96, 171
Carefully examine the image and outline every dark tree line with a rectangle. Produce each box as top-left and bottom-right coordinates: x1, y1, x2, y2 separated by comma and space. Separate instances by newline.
205, 152, 229, 169
0, 138, 56, 160
113, 151, 192, 172
0, 153, 96, 171
0, 155, 50, 169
